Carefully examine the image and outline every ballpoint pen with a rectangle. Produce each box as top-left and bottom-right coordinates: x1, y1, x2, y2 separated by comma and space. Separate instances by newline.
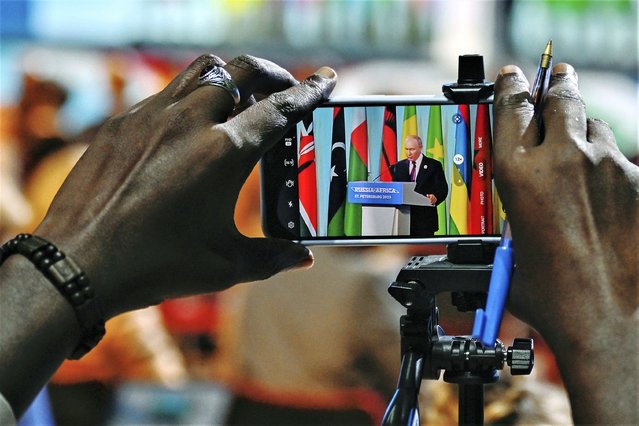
531, 40, 553, 134
472, 40, 553, 347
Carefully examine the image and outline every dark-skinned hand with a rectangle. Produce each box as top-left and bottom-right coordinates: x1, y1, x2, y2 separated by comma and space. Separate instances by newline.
35, 54, 337, 319
493, 62, 638, 424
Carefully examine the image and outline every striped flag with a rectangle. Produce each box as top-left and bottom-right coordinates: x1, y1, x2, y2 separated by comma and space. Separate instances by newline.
344, 107, 368, 236
400, 105, 418, 160
426, 105, 447, 235
470, 104, 493, 235
379, 106, 397, 182
493, 186, 506, 233
327, 107, 347, 236
449, 104, 471, 235
298, 114, 317, 237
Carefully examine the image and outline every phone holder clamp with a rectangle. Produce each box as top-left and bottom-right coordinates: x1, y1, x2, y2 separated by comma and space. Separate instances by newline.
442, 55, 494, 104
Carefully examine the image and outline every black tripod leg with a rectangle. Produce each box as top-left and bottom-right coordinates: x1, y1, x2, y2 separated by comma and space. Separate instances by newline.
458, 383, 484, 426
382, 349, 423, 426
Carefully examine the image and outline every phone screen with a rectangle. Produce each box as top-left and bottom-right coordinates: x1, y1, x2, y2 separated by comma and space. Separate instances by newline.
261, 96, 502, 245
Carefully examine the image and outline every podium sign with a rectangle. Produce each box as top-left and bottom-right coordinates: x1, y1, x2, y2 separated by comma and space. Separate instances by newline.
347, 182, 403, 205
347, 182, 432, 236
347, 182, 432, 206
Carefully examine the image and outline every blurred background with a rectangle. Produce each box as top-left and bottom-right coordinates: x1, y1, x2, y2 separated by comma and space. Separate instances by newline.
1, 1, 637, 425
1, 0, 637, 154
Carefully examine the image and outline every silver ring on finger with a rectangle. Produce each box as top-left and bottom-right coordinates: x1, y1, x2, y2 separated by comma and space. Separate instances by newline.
198, 65, 241, 106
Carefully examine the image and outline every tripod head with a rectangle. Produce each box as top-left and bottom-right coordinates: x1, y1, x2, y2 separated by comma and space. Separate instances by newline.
382, 253, 534, 426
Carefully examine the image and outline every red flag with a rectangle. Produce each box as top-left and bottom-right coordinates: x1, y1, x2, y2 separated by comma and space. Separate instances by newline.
298, 114, 317, 237
379, 106, 397, 182
470, 104, 493, 234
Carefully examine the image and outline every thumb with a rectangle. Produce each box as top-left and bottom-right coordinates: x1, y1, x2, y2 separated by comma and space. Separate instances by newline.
236, 237, 314, 283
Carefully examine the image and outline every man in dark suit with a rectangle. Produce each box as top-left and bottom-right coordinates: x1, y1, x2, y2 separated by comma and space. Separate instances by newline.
391, 135, 448, 237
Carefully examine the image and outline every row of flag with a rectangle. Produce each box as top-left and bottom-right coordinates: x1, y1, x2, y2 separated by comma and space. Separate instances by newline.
297, 104, 504, 237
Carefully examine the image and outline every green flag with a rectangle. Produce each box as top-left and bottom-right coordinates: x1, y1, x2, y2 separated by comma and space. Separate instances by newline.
400, 105, 418, 160
426, 105, 447, 235
344, 107, 368, 236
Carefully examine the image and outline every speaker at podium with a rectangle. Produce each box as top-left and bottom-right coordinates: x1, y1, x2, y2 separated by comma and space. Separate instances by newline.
347, 181, 432, 236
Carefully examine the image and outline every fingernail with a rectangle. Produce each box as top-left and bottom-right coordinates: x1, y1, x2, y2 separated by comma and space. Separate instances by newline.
499, 65, 523, 77
314, 66, 337, 79
285, 248, 314, 272
552, 63, 577, 80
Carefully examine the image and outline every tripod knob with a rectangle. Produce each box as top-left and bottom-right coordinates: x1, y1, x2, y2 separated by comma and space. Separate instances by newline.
506, 338, 534, 375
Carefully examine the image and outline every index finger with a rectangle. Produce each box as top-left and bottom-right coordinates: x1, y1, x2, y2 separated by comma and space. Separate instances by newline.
542, 63, 587, 148
225, 55, 299, 103
220, 67, 337, 157
493, 65, 538, 162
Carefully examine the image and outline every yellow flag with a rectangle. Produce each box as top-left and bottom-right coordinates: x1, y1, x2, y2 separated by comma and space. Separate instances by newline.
400, 106, 418, 160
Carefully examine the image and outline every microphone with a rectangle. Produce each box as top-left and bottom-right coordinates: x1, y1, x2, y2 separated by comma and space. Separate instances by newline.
373, 165, 395, 182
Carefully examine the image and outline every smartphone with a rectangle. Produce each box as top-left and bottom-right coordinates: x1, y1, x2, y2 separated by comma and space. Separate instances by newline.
261, 95, 502, 245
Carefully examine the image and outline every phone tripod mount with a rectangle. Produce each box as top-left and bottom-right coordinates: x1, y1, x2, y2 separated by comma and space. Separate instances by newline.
382, 53, 532, 426
381, 253, 534, 426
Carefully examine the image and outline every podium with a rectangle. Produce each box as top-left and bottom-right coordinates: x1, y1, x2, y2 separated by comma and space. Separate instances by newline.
347, 181, 432, 236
